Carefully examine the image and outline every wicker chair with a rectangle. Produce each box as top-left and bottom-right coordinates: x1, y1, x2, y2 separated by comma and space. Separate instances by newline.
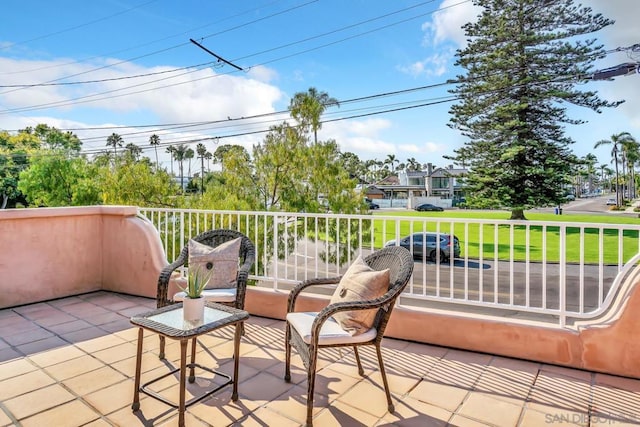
284, 246, 414, 426
156, 229, 255, 358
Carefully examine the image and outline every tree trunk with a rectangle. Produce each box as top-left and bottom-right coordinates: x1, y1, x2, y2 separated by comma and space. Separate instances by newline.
509, 208, 527, 220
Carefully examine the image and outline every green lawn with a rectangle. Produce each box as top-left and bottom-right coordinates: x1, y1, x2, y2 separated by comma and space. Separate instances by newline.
373, 210, 640, 264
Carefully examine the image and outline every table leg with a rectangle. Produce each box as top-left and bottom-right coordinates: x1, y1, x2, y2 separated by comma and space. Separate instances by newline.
131, 328, 144, 411
188, 337, 197, 383
232, 321, 242, 401
178, 339, 187, 427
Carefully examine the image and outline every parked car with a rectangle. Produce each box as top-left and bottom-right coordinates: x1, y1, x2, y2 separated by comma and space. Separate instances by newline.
565, 194, 576, 201
415, 203, 444, 212
606, 198, 617, 206
384, 232, 461, 262
366, 200, 380, 210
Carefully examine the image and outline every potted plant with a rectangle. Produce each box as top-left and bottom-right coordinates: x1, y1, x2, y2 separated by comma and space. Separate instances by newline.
180, 266, 213, 322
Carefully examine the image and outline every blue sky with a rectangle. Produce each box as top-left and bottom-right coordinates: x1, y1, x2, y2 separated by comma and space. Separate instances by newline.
1, 0, 639, 171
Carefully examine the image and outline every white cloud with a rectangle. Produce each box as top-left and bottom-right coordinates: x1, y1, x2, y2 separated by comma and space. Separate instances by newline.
423, 0, 482, 47
398, 49, 453, 77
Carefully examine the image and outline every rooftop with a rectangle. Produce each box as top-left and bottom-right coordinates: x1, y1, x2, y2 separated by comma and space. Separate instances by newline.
2, 291, 640, 426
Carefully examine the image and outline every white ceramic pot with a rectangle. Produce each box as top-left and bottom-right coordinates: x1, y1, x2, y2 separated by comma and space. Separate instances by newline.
183, 296, 205, 322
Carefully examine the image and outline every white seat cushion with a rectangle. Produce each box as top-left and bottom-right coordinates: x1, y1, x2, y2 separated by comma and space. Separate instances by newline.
174, 288, 237, 303
286, 312, 377, 345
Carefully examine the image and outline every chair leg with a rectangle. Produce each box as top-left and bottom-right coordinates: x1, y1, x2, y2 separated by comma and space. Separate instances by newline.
353, 346, 364, 376
306, 346, 318, 427
375, 344, 394, 413
159, 336, 166, 359
284, 323, 291, 382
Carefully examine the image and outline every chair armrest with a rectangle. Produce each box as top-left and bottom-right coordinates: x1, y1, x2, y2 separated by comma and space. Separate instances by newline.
156, 257, 187, 308
310, 294, 396, 343
287, 276, 342, 313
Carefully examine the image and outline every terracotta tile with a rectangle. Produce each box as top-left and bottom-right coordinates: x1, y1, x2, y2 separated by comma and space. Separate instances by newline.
16, 335, 70, 356
448, 413, 498, 427
3, 326, 54, 346
19, 399, 100, 427
110, 352, 167, 378
594, 372, 640, 392
189, 387, 262, 426
0, 369, 56, 401
0, 409, 12, 427
367, 369, 421, 397
457, 391, 523, 426
0, 348, 23, 363
378, 396, 452, 426
337, 378, 395, 418
34, 311, 78, 327
0, 358, 37, 380
520, 402, 587, 427
62, 366, 127, 396
0, 319, 40, 338
239, 371, 297, 404
4, 383, 75, 420
73, 332, 128, 353
312, 366, 362, 401
86, 311, 128, 326
591, 382, 640, 422
313, 399, 381, 427
540, 363, 592, 381
84, 378, 135, 415
408, 379, 468, 412
82, 418, 114, 427
255, 383, 316, 424
28, 343, 85, 367
46, 319, 94, 335
105, 396, 176, 426
61, 326, 111, 344
235, 406, 301, 427
44, 353, 105, 381
591, 417, 640, 427
529, 371, 591, 413
92, 341, 138, 364
99, 318, 137, 334
473, 358, 537, 401
425, 350, 489, 389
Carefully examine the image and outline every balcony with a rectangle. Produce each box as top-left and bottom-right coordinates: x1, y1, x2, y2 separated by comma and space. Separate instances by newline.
3, 291, 640, 426
2, 206, 640, 425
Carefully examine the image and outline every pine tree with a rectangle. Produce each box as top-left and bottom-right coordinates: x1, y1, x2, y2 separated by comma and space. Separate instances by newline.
448, 0, 619, 220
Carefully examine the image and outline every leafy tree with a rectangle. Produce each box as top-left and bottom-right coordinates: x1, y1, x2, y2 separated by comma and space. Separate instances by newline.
23, 124, 82, 151
0, 131, 40, 208
124, 143, 142, 161
149, 134, 160, 170
18, 151, 100, 206
289, 87, 339, 144
213, 144, 249, 171
448, 0, 617, 220
96, 156, 178, 207
595, 132, 635, 207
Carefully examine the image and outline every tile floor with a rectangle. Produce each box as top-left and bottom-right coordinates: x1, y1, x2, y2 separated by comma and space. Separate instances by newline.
1, 291, 640, 426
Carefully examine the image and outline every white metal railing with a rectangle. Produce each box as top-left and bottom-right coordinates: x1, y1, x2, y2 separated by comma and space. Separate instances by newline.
138, 207, 640, 327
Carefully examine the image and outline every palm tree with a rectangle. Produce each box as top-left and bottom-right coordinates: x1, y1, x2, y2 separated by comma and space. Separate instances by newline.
185, 148, 195, 178
196, 143, 209, 195
165, 145, 175, 175
172, 144, 189, 192
106, 133, 123, 166
620, 136, 639, 200
149, 134, 160, 171
289, 87, 339, 144
406, 157, 420, 172
385, 154, 399, 173
595, 132, 635, 207
205, 152, 213, 172
124, 143, 142, 161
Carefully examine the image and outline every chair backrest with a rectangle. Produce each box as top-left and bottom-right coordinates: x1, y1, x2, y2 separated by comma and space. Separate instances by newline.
188, 229, 255, 268
362, 245, 414, 338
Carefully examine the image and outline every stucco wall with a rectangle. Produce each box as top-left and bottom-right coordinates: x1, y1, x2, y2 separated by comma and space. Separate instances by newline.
3, 206, 640, 379
0, 206, 165, 308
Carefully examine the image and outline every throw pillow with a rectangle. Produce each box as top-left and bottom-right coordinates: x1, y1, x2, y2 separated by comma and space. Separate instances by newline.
188, 237, 242, 289
329, 255, 390, 336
